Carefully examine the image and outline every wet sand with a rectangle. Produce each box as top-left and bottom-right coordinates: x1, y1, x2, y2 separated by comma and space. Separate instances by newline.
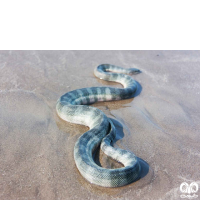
0, 51, 199, 199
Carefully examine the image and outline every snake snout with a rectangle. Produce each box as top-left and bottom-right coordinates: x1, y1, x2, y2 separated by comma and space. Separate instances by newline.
129, 68, 141, 75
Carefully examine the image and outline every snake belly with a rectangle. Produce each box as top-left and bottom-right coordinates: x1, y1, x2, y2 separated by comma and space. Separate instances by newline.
56, 64, 141, 187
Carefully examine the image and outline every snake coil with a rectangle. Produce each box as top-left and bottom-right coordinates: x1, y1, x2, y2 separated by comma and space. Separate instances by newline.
56, 64, 141, 187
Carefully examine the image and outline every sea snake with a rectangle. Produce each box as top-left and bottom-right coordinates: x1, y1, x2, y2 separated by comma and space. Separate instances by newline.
56, 64, 141, 187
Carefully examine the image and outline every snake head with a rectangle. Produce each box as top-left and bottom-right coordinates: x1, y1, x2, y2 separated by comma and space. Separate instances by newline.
128, 68, 141, 75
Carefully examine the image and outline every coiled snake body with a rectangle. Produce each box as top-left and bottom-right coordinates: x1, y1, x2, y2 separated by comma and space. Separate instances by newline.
56, 64, 141, 187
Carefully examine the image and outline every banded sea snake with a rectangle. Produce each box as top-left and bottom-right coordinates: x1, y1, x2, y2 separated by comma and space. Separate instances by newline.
56, 64, 141, 187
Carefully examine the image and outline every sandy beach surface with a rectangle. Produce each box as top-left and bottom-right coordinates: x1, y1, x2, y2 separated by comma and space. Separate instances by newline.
0, 51, 199, 200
